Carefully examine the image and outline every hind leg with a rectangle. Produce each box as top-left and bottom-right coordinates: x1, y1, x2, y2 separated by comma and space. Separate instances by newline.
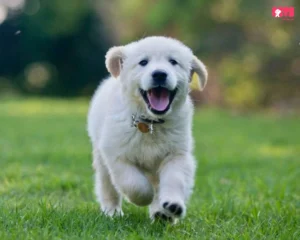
93, 149, 123, 217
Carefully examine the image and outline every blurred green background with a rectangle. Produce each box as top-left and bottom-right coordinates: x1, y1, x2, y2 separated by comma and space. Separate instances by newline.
0, 0, 299, 111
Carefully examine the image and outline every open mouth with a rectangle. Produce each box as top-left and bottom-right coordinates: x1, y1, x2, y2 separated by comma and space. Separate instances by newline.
140, 87, 177, 115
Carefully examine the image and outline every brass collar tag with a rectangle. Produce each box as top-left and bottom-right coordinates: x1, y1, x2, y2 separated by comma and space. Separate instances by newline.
131, 114, 165, 134
131, 114, 154, 134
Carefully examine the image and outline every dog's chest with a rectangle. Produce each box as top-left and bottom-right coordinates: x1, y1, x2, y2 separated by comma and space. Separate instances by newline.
100, 114, 186, 172
101, 123, 175, 171
125, 130, 173, 170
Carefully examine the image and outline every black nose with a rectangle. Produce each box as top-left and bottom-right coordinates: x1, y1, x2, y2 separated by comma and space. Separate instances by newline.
152, 70, 167, 83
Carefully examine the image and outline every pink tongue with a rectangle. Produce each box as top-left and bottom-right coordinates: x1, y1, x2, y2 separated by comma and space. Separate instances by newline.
147, 88, 170, 111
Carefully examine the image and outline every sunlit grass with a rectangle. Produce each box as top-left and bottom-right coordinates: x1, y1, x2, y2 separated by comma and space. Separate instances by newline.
0, 98, 89, 116
0, 98, 299, 239
258, 145, 300, 158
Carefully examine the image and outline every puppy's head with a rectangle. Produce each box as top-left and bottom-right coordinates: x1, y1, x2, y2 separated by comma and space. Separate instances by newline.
105, 36, 207, 117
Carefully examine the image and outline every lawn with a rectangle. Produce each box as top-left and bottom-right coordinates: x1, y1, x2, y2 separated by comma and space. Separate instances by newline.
0, 98, 299, 240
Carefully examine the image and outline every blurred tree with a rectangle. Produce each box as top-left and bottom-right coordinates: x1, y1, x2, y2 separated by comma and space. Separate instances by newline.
0, 0, 111, 96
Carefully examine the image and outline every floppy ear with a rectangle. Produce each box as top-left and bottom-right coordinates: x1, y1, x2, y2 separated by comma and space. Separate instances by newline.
105, 46, 124, 78
190, 56, 208, 91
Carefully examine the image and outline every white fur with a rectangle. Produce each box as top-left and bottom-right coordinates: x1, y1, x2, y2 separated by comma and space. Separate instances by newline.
87, 36, 207, 221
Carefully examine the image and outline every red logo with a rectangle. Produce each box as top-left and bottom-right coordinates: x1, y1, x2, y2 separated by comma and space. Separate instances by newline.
272, 7, 295, 20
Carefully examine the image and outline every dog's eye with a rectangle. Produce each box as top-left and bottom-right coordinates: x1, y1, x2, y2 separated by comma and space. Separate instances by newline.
139, 59, 148, 66
169, 59, 178, 65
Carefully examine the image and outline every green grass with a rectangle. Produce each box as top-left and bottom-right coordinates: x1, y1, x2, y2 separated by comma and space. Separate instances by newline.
0, 98, 299, 240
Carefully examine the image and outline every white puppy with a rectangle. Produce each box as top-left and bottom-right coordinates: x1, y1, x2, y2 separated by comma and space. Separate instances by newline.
87, 36, 207, 222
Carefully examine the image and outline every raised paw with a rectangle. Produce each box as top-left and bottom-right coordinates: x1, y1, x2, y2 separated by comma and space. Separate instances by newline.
162, 202, 185, 218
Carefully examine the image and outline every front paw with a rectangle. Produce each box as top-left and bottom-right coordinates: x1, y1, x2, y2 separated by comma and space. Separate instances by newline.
162, 201, 186, 218
152, 211, 173, 222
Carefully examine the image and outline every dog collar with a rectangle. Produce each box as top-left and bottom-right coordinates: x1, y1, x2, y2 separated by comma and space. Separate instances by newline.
131, 114, 165, 134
